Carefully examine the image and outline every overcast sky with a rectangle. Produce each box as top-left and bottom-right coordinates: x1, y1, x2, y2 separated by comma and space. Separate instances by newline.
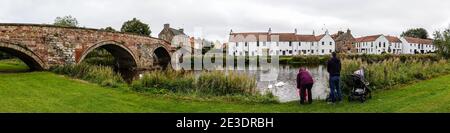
1, 0, 449, 42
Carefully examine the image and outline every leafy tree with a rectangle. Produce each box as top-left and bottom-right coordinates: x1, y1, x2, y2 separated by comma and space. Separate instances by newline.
434, 26, 450, 58
401, 28, 429, 39
101, 26, 116, 32
120, 18, 151, 36
53, 15, 79, 27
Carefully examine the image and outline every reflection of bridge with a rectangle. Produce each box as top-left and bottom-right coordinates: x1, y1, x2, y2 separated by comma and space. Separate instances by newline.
0, 23, 173, 72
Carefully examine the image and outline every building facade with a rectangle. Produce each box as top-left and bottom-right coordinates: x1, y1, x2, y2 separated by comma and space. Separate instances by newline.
158, 23, 187, 48
228, 29, 335, 56
354, 34, 404, 54
400, 37, 436, 54
332, 29, 356, 54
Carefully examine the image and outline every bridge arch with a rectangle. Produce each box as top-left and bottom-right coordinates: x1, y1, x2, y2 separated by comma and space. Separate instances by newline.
152, 46, 171, 69
78, 41, 138, 71
0, 41, 45, 70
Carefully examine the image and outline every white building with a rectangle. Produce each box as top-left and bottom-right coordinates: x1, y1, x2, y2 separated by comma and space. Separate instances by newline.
228, 29, 335, 56
354, 34, 404, 54
400, 37, 436, 54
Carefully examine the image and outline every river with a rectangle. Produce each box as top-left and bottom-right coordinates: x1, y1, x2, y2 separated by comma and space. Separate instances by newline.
231, 65, 330, 102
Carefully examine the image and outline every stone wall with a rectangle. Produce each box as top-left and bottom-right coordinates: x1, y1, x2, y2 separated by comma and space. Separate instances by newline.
0, 23, 173, 70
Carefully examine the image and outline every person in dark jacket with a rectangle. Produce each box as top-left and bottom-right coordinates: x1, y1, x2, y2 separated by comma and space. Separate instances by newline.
327, 52, 342, 103
297, 67, 314, 104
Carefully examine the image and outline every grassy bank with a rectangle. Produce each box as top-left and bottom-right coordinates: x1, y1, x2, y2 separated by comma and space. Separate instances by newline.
0, 59, 29, 72
0, 71, 449, 112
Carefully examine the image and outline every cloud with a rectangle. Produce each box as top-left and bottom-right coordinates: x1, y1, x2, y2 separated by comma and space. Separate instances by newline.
0, 0, 449, 41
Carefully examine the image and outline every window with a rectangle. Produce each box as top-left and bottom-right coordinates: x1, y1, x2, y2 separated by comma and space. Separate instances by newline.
322, 49, 324, 53
245, 42, 248, 47
299, 42, 301, 47
379, 42, 381, 47
289, 41, 292, 47
383, 42, 386, 47
330, 42, 332, 45
322, 42, 325, 45
289, 50, 292, 54
257, 42, 259, 47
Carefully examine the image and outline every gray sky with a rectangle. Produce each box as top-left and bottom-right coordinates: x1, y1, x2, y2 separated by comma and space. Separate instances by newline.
1, 0, 449, 42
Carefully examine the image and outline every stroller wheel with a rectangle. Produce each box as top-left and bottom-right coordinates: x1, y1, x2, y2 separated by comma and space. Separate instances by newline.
360, 96, 366, 103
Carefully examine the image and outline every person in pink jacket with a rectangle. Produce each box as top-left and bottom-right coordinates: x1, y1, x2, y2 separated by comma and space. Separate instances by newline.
296, 67, 314, 104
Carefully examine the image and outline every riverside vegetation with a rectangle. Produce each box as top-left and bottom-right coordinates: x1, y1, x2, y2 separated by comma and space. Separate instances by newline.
1, 53, 450, 105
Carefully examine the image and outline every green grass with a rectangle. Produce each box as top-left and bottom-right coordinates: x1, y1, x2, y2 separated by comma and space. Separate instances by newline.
0, 59, 29, 72
0, 71, 449, 112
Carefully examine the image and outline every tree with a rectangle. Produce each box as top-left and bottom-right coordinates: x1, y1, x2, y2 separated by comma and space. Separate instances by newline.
53, 15, 79, 27
101, 26, 116, 32
120, 18, 151, 36
434, 25, 450, 58
401, 28, 429, 39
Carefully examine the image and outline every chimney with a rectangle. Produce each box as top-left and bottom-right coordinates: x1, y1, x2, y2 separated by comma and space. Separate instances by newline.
347, 28, 351, 34
294, 28, 298, 34
230, 29, 233, 35
179, 28, 184, 33
164, 23, 170, 29
268, 27, 272, 34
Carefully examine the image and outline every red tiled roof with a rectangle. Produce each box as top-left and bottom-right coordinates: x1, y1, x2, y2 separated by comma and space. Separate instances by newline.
229, 32, 270, 42
355, 34, 382, 42
297, 35, 318, 42
315, 34, 326, 40
385, 36, 402, 43
230, 32, 323, 42
404, 37, 433, 44
272, 33, 297, 42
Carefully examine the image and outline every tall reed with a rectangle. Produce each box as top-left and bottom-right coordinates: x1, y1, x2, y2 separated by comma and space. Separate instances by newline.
51, 63, 124, 88
340, 58, 450, 92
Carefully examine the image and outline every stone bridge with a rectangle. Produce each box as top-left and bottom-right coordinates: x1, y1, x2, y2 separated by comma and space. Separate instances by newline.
0, 23, 174, 72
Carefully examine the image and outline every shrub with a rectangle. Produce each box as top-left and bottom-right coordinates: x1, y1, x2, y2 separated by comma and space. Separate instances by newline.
131, 70, 195, 93
131, 70, 257, 96
196, 71, 257, 96
51, 63, 124, 88
340, 58, 450, 92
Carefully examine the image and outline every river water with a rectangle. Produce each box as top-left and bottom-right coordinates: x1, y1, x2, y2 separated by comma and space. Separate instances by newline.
233, 65, 330, 102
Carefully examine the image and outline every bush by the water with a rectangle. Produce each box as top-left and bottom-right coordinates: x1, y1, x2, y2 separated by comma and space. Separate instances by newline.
131, 70, 195, 93
340, 58, 450, 92
341, 54, 441, 63
196, 71, 257, 96
131, 70, 257, 96
281, 54, 441, 66
131, 70, 277, 103
51, 63, 124, 88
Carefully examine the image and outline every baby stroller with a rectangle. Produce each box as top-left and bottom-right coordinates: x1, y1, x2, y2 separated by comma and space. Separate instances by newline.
347, 74, 372, 103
